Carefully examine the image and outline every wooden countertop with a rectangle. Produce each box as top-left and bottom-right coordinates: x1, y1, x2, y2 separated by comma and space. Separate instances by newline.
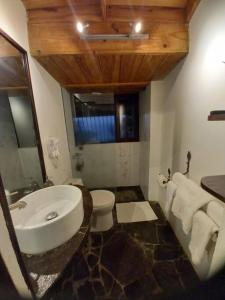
201, 175, 225, 202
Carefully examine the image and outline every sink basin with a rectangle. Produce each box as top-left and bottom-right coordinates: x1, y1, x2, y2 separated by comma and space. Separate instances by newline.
11, 185, 84, 255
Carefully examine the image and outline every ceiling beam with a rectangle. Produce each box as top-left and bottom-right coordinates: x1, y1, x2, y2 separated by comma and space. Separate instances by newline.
26, 6, 185, 24
64, 82, 148, 93
29, 22, 188, 56
186, 0, 201, 22
22, 0, 100, 10
106, 0, 187, 8
101, 0, 107, 20
22, 0, 188, 10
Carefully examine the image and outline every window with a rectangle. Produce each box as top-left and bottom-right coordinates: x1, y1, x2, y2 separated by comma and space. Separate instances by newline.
115, 94, 139, 142
72, 93, 139, 145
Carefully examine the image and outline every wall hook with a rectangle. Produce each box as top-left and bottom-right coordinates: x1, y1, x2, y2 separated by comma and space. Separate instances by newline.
183, 151, 192, 175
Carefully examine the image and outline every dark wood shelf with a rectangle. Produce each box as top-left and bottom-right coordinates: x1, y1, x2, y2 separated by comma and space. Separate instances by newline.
208, 114, 225, 121
201, 175, 225, 202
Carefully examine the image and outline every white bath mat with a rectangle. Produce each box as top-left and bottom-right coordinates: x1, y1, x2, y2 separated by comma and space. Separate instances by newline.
116, 201, 158, 223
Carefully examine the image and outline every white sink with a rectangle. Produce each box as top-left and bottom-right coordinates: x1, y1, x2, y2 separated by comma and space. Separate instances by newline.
11, 185, 84, 255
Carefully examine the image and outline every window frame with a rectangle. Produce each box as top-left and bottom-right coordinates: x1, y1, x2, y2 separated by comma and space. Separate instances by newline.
115, 93, 139, 143
73, 93, 139, 146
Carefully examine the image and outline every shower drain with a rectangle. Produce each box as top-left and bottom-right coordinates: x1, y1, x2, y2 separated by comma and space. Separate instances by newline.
45, 211, 58, 221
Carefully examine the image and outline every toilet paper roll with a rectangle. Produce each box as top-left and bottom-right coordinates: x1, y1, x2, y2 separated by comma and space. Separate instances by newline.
157, 174, 168, 188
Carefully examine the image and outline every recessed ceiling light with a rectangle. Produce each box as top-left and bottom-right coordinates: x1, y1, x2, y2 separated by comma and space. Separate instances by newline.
134, 22, 142, 33
76, 22, 89, 34
76, 22, 84, 33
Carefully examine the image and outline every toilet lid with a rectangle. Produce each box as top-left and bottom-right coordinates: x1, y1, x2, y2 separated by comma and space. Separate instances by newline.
90, 190, 115, 209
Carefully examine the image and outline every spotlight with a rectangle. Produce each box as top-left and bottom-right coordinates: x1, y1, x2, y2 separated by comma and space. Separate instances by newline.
76, 22, 84, 33
134, 22, 142, 33
76, 22, 89, 34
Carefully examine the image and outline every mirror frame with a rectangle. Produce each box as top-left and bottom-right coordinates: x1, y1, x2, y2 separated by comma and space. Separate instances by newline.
0, 28, 46, 297
0, 28, 46, 181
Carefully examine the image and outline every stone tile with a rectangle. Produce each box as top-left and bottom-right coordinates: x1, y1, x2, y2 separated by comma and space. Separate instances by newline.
101, 268, 114, 294
124, 274, 161, 300
175, 258, 199, 289
61, 280, 74, 300
73, 255, 89, 281
91, 265, 100, 279
77, 281, 95, 300
115, 186, 145, 203
143, 244, 154, 268
116, 190, 140, 203
92, 247, 101, 257
149, 202, 167, 225
154, 245, 183, 261
47, 187, 200, 300
123, 222, 158, 244
102, 227, 118, 245
91, 233, 103, 248
101, 232, 148, 285
110, 281, 124, 299
92, 280, 106, 297
157, 224, 179, 246
87, 254, 99, 269
152, 262, 183, 293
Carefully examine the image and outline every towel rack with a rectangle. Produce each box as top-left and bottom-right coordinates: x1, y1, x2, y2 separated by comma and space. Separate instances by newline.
162, 151, 191, 184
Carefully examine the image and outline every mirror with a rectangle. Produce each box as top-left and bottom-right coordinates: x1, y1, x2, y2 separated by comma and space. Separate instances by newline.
0, 32, 46, 204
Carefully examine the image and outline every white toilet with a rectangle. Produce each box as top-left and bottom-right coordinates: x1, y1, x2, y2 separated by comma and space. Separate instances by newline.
90, 190, 115, 232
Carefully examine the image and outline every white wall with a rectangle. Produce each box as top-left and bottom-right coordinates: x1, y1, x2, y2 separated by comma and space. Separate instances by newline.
61, 88, 77, 178
139, 86, 151, 199
153, 0, 225, 185
150, 0, 225, 278
0, 0, 72, 185
0, 0, 72, 296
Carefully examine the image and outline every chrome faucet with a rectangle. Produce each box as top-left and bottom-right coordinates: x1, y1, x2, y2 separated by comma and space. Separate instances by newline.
9, 200, 27, 211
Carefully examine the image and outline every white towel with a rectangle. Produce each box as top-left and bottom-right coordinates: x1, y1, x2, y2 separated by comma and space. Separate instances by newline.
172, 172, 187, 187
165, 181, 177, 219
206, 201, 224, 228
189, 211, 218, 266
172, 184, 215, 234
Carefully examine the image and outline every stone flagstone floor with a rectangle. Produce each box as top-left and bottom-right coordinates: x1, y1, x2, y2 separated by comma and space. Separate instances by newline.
46, 186, 199, 300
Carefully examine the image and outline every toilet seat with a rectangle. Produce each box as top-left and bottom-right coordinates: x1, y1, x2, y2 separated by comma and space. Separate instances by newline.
91, 190, 115, 211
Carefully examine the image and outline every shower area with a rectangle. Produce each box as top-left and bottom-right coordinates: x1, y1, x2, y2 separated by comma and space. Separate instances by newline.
62, 89, 150, 199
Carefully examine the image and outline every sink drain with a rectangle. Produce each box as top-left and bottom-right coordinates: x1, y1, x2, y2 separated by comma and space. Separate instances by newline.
45, 211, 58, 221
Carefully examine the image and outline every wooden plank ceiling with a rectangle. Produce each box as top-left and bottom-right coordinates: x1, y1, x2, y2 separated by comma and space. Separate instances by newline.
22, 0, 200, 93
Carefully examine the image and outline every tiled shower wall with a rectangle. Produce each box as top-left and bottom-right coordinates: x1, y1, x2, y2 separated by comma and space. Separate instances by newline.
74, 142, 140, 189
